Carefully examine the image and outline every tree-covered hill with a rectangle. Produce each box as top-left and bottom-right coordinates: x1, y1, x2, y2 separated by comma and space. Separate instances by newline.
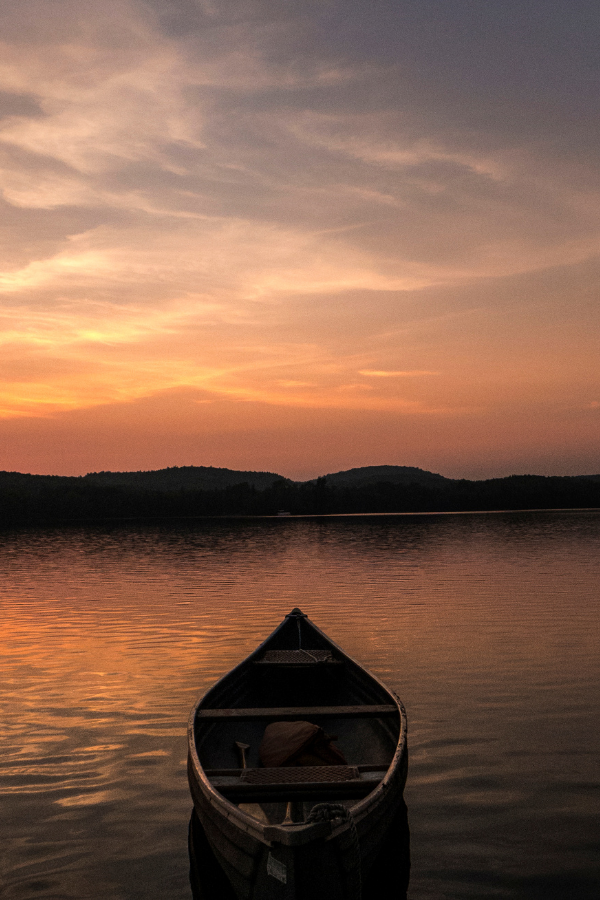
83, 465, 285, 492
0, 466, 599, 524
312, 465, 449, 488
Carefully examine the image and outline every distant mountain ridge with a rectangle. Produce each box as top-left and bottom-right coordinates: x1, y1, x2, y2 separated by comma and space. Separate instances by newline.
1, 464, 599, 495
1, 464, 600, 523
84, 463, 451, 490
317, 465, 449, 487
83, 465, 284, 492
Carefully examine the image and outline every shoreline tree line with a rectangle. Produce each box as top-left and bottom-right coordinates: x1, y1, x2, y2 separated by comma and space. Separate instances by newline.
0, 466, 599, 524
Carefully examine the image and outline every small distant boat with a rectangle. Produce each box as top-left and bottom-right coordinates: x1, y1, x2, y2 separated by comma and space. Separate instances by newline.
277, 510, 292, 517
187, 608, 408, 899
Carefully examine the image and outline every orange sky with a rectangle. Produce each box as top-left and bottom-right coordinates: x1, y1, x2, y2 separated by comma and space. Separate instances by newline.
1, 1, 599, 480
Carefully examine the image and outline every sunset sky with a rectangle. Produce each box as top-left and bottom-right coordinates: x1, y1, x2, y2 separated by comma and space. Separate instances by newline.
1, 0, 599, 480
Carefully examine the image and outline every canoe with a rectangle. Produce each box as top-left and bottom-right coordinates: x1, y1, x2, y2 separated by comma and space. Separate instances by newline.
187, 608, 408, 900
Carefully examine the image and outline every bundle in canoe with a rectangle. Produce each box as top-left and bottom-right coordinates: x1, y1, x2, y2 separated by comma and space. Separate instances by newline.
187, 608, 408, 900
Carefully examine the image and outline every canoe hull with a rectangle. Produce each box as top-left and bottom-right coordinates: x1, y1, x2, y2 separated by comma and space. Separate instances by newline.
187, 610, 408, 900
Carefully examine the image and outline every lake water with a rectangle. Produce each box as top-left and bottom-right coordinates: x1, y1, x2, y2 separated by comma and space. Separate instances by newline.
1, 510, 599, 899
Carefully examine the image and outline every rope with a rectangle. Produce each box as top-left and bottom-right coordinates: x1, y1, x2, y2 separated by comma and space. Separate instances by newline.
306, 802, 349, 823
306, 804, 362, 900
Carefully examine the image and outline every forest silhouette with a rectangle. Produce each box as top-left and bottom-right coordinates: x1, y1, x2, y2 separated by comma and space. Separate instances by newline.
1, 466, 599, 524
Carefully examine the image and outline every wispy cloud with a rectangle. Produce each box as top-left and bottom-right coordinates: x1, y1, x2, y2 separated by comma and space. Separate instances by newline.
359, 369, 440, 377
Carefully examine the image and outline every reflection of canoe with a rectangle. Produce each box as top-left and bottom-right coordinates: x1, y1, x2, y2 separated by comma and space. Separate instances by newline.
187, 608, 408, 899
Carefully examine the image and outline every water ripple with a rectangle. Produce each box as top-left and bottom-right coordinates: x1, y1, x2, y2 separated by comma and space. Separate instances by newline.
1, 510, 599, 899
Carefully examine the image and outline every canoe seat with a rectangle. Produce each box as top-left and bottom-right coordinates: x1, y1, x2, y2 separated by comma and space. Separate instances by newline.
210, 765, 382, 801
197, 705, 397, 720
241, 766, 359, 785
255, 649, 336, 664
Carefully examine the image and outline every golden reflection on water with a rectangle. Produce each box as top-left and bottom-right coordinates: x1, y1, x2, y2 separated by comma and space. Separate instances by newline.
1, 511, 599, 899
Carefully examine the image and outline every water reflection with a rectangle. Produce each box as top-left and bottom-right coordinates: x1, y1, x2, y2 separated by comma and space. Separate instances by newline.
1, 510, 599, 899
188, 801, 410, 899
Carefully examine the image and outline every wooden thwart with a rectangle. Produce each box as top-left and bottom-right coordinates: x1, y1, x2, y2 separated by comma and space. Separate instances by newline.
241, 765, 360, 784
204, 764, 389, 776
196, 704, 397, 720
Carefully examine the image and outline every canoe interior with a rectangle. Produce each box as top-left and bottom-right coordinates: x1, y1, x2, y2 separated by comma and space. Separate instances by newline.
193, 612, 401, 825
